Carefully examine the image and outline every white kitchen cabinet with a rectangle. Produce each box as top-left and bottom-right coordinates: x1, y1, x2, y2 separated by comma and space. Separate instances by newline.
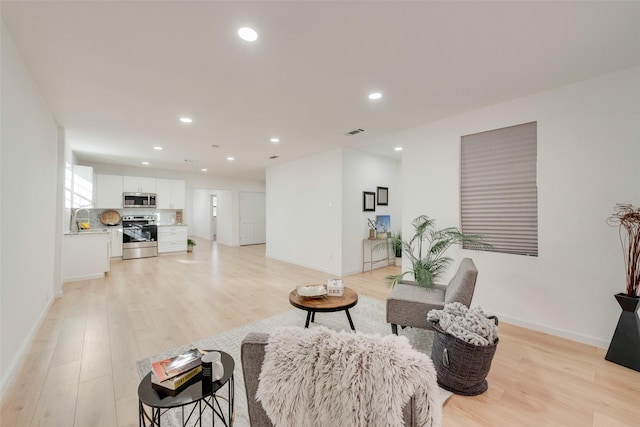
158, 226, 188, 253
123, 176, 156, 193
63, 231, 110, 282
110, 227, 123, 257
156, 179, 186, 209
95, 174, 123, 208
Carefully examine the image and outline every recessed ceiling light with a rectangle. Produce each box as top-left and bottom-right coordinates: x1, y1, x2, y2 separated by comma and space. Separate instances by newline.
153, 146, 163, 150
270, 137, 280, 143
141, 161, 150, 165
180, 117, 193, 123
238, 27, 258, 42
201, 168, 208, 172
368, 92, 382, 100
226, 156, 235, 161
394, 147, 403, 151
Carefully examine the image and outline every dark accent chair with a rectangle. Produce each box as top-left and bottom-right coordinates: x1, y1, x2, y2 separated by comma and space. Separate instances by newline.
386, 258, 478, 334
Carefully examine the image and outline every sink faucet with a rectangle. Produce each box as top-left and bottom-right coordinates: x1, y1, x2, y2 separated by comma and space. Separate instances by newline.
71, 207, 91, 231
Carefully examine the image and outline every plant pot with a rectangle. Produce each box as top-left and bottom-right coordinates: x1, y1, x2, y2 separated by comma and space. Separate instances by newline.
395, 257, 402, 267
187, 245, 194, 253
605, 293, 640, 372
368, 229, 376, 239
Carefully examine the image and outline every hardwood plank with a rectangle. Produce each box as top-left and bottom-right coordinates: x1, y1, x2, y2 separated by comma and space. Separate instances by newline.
30, 361, 80, 427
74, 374, 117, 427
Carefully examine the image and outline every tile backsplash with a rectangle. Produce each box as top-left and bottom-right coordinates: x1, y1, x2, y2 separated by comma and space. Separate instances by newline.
75, 208, 183, 229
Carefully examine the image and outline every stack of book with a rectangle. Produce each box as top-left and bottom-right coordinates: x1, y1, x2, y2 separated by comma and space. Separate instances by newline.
151, 348, 204, 394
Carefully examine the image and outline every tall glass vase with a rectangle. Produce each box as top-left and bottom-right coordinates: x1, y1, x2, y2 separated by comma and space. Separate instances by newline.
605, 293, 640, 372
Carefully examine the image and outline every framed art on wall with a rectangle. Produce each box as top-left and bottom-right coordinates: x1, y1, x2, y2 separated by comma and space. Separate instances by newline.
363, 191, 375, 211
377, 187, 388, 205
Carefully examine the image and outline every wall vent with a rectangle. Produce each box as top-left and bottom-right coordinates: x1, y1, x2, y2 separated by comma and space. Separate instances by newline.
345, 128, 365, 136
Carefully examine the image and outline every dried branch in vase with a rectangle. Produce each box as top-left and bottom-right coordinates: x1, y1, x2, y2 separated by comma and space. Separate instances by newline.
608, 203, 640, 297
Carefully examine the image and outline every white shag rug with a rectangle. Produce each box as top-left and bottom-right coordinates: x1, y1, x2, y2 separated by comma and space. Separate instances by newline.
136, 295, 451, 427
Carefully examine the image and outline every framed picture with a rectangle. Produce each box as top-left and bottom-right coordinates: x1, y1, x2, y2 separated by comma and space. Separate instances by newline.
363, 191, 375, 212
377, 187, 388, 205
375, 215, 391, 235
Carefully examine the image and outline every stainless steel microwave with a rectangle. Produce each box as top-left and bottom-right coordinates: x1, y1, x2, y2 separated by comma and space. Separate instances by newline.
123, 192, 157, 208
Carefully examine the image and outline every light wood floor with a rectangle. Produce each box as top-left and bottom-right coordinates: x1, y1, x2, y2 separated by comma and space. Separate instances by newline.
1, 239, 639, 426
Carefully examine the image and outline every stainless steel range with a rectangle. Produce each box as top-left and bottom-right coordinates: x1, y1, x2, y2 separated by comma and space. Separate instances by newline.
122, 215, 158, 260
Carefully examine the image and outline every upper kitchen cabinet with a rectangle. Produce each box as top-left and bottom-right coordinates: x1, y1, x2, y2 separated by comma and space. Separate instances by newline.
95, 174, 123, 208
156, 179, 185, 209
123, 176, 156, 193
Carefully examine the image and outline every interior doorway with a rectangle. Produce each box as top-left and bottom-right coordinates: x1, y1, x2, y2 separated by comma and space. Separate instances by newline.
239, 191, 266, 245
211, 193, 217, 241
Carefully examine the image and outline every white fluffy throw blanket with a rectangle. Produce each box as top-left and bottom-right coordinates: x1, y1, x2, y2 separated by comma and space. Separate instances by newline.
256, 326, 442, 427
427, 302, 498, 346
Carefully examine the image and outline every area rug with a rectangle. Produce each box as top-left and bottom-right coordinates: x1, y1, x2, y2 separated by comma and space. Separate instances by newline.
136, 295, 451, 426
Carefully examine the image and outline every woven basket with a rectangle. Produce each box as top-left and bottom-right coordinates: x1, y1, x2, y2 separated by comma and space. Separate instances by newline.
429, 316, 499, 396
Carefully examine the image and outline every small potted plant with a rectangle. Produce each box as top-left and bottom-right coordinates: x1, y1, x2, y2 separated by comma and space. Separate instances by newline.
392, 232, 402, 266
187, 238, 196, 253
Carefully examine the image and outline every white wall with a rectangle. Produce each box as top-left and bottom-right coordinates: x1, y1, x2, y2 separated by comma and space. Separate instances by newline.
401, 66, 640, 348
216, 190, 238, 247
342, 148, 401, 275
266, 149, 343, 275
266, 148, 400, 276
1, 21, 60, 397
187, 188, 214, 239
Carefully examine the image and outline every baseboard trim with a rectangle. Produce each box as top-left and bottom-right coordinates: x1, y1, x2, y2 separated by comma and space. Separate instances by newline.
0, 294, 55, 401
63, 272, 104, 282
499, 315, 609, 349
265, 253, 341, 277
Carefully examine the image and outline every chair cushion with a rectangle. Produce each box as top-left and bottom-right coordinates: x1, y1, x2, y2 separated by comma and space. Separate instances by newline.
387, 284, 446, 329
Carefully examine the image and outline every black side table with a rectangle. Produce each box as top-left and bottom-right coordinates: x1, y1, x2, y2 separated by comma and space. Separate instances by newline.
138, 350, 235, 427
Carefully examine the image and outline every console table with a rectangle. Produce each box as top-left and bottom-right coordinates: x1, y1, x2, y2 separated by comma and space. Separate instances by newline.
362, 237, 392, 272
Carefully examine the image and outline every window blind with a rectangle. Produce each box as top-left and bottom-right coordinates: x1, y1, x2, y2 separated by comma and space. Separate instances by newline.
460, 121, 538, 256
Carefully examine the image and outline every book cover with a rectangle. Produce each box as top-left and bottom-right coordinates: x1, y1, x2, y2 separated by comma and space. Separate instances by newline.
151, 348, 204, 382
151, 365, 202, 391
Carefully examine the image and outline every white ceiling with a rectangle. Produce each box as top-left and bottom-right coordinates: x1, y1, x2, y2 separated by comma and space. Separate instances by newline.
3, 1, 640, 181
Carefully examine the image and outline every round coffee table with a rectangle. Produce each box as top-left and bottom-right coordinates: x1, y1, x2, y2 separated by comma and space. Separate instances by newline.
138, 350, 234, 426
289, 287, 359, 331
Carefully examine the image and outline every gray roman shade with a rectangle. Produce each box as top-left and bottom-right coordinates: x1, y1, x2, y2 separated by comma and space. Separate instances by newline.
460, 121, 538, 256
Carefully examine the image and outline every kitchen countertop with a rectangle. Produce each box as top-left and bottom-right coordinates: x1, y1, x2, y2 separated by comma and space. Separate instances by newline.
65, 229, 111, 235
157, 224, 188, 227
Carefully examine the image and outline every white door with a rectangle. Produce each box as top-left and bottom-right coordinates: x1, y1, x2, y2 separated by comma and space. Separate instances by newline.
239, 192, 266, 246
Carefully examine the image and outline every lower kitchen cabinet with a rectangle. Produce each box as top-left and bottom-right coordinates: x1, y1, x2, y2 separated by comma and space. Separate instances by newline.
110, 227, 123, 257
158, 226, 188, 253
63, 231, 110, 282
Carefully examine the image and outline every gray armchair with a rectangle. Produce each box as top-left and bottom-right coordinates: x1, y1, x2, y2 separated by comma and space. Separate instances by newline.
386, 258, 478, 334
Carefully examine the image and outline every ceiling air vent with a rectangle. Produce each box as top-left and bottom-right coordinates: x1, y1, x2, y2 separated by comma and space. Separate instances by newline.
345, 128, 365, 136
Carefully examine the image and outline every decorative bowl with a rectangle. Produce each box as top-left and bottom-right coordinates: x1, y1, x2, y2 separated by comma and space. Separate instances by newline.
296, 284, 327, 298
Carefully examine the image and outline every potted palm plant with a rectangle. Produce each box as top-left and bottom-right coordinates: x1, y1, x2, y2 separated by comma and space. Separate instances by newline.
378, 215, 491, 288
605, 203, 640, 371
187, 238, 196, 253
